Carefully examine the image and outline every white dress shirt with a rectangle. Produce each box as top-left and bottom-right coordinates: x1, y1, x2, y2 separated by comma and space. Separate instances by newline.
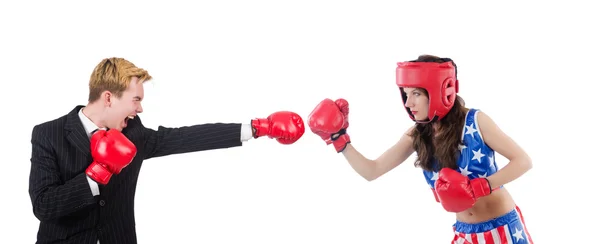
78, 108, 102, 196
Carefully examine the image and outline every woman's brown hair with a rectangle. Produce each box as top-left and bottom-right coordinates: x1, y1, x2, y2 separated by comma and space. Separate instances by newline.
408, 55, 467, 171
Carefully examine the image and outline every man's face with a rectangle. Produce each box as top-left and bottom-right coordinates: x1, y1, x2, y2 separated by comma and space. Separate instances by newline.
105, 77, 144, 131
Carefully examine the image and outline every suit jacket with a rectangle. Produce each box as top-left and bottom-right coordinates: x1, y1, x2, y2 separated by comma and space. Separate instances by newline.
29, 105, 244, 244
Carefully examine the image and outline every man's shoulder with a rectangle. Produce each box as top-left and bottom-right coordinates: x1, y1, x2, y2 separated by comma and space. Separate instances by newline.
32, 114, 68, 136
32, 106, 82, 135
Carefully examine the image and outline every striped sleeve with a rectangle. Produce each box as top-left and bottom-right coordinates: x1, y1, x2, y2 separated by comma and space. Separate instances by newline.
28, 125, 97, 221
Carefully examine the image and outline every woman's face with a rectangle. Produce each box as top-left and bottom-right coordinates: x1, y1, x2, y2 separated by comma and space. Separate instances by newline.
403, 87, 429, 121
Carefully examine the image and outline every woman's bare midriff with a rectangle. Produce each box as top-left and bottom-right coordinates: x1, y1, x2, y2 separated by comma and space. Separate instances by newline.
455, 188, 516, 224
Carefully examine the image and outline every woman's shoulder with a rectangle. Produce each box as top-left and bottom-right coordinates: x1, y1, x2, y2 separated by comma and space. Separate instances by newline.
463, 107, 477, 112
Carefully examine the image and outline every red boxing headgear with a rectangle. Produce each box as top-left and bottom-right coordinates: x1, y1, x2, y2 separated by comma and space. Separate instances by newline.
396, 60, 459, 123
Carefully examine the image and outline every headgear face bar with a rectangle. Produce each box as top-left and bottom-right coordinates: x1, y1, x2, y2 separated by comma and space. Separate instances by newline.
396, 60, 459, 123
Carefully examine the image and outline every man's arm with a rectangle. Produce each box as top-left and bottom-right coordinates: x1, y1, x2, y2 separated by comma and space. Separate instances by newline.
28, 126, 97, 221
137, 110, 305, 159
142, 121, 246, 160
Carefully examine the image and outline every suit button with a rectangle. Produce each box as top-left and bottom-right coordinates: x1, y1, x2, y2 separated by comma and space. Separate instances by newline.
99, 200, 106, 206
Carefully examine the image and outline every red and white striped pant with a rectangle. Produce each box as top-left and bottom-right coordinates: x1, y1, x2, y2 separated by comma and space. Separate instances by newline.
452, 206, 533, 244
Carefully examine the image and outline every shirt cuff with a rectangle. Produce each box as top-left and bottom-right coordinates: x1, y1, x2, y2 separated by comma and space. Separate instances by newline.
86, 175, 100, 196
240, 124, 253, 142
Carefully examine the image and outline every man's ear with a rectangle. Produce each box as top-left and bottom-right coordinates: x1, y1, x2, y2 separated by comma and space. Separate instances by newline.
101, 91, 112, 107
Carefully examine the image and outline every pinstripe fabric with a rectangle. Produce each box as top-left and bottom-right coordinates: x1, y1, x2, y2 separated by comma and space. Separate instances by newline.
29, 105, 243, 243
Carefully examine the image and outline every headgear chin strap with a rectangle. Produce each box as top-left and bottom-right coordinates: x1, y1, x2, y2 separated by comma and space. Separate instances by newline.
396, 60, 459, 123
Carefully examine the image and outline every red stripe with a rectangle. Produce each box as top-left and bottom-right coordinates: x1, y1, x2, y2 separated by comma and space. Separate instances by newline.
484, 230, 495, 243
497, 225, 508, 244
457, 232, 473, 244
452, 234, 460, 243
516, 206, 534, 243
452, 225, 459, 244
470, 233, 479, 244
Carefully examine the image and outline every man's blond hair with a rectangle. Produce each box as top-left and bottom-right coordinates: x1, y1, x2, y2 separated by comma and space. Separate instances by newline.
88, 57, 152, 103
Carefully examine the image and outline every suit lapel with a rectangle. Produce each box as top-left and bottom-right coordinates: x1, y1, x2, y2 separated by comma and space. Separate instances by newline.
65, 105, 92, 157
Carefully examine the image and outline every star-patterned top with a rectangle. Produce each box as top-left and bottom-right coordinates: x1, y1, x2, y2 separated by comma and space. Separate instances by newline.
422, 108, 502, 192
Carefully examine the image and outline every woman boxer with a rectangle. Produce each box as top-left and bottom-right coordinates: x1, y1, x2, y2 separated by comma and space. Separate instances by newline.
308, 55, 534, 243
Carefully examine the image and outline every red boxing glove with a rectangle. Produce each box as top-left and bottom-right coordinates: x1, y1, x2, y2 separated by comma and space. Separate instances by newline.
308, 98, 351, 152
251, 111, 305, 144
86, 129, 138, 185
434, 168, 493, 212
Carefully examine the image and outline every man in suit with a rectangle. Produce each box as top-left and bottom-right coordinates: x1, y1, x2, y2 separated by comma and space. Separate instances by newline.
28, 57, 306, 244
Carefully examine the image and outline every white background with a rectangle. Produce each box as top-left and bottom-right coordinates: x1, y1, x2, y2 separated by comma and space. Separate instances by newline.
1, 1, 599, 243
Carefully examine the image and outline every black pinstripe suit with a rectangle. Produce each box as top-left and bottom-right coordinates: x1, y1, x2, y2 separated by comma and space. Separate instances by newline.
29, 105, 244, 244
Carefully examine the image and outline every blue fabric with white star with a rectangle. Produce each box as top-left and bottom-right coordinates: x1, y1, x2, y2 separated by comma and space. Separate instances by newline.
422, 108, 503, 191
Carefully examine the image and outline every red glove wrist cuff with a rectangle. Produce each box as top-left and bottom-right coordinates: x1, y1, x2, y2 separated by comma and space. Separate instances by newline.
471, 178, 492, 198
332, 134, 350, 152
251, 119, 269, 138
86, 162, 112, 185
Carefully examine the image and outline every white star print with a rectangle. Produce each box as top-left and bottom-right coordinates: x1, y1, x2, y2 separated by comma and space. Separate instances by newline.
459, 144, 467, 151
472, 149, 484, 163
430, 171, 439, 181
459, 166, 472, 176
512, 228, 524, 241
465, 124, 477, 138
489, 155, 495, 167
478, 172, 487, 178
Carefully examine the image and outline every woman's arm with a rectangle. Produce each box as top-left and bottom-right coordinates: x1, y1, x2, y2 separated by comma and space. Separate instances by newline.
342, 126, 416, 181
477, 111, 533, 189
